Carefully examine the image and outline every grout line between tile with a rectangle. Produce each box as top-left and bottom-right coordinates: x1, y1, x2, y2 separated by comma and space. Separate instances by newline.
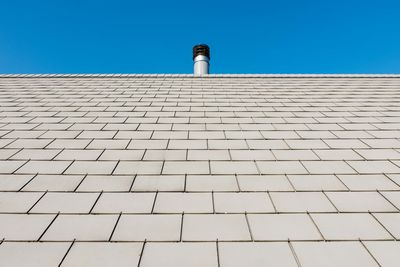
211, 191, 216, 213
377, 190, 400, 211
359, 239, 383, 267
108, 212, 122, 241
267, 191, 278, 213
89, 191, 103, 214
216, 239, 221, 267
73, 174, 88, 192
288, 240, 303, 267
180, 213, 184, 242
18, 173, 38, 191
369, 211, 397, 240
27, 190, 47, 213
38, 212, 60, 241
322, 190, 340, 213
307, 212, 326, 241
244, 212, 254, 241
151, 191, 158, 214
129, 174, 138, 192
57, 239, 75, 267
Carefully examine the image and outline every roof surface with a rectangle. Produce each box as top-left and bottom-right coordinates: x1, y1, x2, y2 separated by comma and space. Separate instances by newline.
0, 75, 400, 266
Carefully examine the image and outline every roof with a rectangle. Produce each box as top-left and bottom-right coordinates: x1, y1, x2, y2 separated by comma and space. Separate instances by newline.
0, 74, 400, 266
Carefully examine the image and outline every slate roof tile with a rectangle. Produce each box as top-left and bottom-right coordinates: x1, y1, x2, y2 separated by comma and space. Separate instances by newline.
1, 75, 400, 265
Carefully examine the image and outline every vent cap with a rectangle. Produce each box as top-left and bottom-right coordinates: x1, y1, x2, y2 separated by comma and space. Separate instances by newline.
193, 44, 210, 60
193, 44, 210, 76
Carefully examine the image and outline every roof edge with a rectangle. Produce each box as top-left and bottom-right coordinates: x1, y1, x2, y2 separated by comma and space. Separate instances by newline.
0, 74, 400, 78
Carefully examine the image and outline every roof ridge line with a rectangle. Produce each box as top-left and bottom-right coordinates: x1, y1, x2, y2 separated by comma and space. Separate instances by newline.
1, 74, 400, 78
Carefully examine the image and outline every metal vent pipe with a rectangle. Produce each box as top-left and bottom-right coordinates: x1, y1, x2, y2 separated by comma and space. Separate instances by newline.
193, 44, 210, 75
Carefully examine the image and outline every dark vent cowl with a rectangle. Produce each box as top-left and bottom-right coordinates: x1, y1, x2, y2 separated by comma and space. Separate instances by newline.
193, 44, 210, 60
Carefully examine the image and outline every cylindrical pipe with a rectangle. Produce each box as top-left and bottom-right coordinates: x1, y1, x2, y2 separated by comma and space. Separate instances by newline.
193, 44, 210, 75
194, 55, 209, 76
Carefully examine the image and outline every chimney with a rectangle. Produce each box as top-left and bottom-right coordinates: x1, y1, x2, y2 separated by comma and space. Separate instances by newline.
193, 44, 210, 76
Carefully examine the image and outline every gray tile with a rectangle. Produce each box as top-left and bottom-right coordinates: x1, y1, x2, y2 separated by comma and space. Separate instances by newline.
30, 192, 99, 213
273, 149, 318, 160
288, 174, 347, 191
189, 131, 224, 139
92, 192, 155, 213
271, 192, 336, 212
219, 242, 297, 267
225, 130, 263, 139
381, 191, 400, 209
163, 161, 209, 175
128, 140, 168, 149
76, 175, 134, 192
40, 130, 81, 139
114, 161, 163, 175
247, 140, 288, 149
338, 174, 399, 190
186, 175, 238, 192
302, 161, 355, 174
0, 192, 43, 212
373, 213, 400, 238
210, 161, 259, 174
208, 140, 248, 149
55, 149, 102, 160
230, 149, 275, 160
362, 138, 400, 149
286, 139, 329, 149
324, 139, 368, 149
6, 139, 52, 149
365, 241, 400, 267
347, 160, 400, 174
11, 149, 61, 160
98, 149, 145, 160
168, 140, 207, 149
42, 215, 117, 241
256, 161, 308, 174
86, 140, 129, 149
188, 150, 230, 160
152, 130, 188, 139
132, 175, 184, 192
237, 175, 293, 191
388, 174, 400, 185
77, 130, 116, 139
248, 214, 321, 241
182, 214, 251, 241
140, 242, 218, 267
326, 192, 397, 212
314, 149, 363, 160
0, 160, 26, 173
65, 161, 117, 175
47, 139, 91, 149
293, 241, 378, 267
143, 149, 186, 160
0, 214, 55, 240
312, 213, 391, 240
22, 174, 83, 192
0, 174, 34, 191
112, 214, 181, 241
62, 242, 142, 267
262, 130, 300, 139
154, 193, 213, 213
356, 149, 400, 160
214, 192, 274, 213
16, 160, 71, 174
0, 149, 19, 160
0, 242, 70, 267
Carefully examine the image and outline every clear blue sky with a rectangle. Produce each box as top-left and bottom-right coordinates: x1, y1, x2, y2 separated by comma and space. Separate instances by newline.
1, 0, 400, 74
